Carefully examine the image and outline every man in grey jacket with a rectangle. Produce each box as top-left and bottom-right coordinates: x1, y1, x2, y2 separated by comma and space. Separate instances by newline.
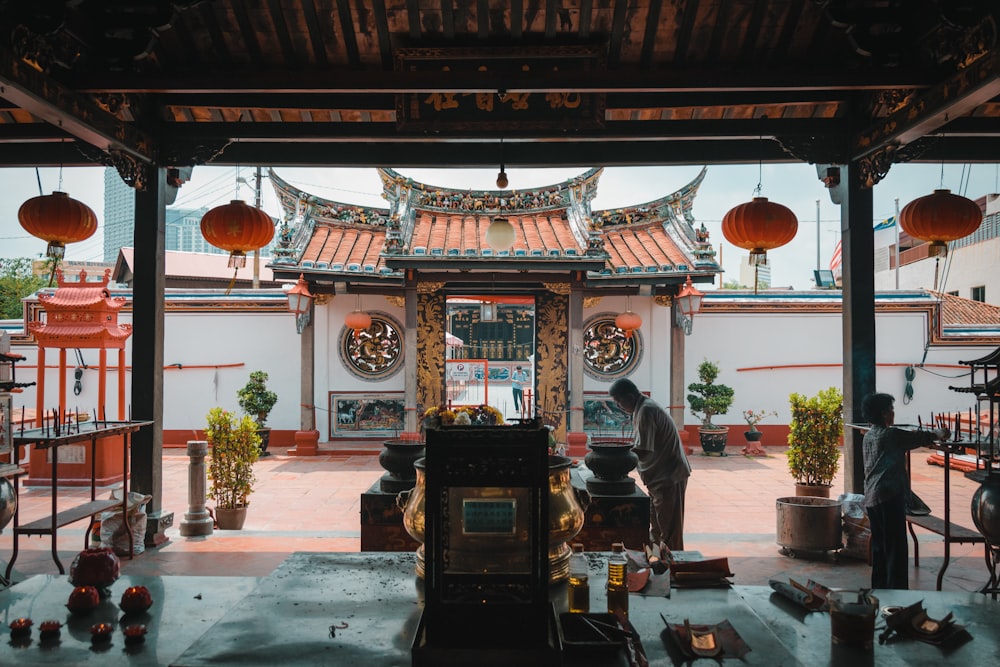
609, 378, 692, 550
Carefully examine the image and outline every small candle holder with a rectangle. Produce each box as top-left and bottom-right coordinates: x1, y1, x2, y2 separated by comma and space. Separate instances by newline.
89, 622, 114, 643
38, 620, 62, 640
123, 623, 147, 645
8, 617, 33, 638
119, 585, 154, 614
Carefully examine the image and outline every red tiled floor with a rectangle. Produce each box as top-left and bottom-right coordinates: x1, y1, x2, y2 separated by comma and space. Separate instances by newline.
2, 443, 994, 595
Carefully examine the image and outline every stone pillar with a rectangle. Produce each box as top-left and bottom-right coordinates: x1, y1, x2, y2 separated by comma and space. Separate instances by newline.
291, 302, 319, 456
179, 440, 213, 537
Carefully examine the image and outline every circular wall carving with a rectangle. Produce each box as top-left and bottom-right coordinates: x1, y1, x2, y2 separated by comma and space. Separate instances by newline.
339, 311, 405, 381
582, 312, 643, 380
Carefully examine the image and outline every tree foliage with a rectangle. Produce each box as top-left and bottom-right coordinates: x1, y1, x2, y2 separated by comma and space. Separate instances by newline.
786, 387, 844, 486
0, 258, 46, 319
687, 359, 735, 428
206, 407, 260, 509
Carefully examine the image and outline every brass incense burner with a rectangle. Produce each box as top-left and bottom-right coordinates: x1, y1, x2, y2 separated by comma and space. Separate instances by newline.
398, 455, 587, 582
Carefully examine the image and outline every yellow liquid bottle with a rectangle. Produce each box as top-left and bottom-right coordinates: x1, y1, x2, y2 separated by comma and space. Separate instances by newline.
567, 543, 590, 613
606, 542, 628, 618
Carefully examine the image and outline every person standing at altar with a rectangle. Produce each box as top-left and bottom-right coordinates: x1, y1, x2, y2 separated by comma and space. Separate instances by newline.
609, 378, 691, 550
861, 392, 948, 589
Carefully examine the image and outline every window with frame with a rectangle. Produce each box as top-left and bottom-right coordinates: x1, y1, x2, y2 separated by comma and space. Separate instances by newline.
971, 285, 986, 303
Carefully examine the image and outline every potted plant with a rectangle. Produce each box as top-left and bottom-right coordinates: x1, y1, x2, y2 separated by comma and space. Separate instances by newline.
741, 409, 776, 457
206, 407, 260, 529
687, 359, 735, 454
786, 387, 844, 497
237, 370, 278, 457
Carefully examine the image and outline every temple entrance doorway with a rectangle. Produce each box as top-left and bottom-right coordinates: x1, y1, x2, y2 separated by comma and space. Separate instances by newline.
445, 296, 536, 422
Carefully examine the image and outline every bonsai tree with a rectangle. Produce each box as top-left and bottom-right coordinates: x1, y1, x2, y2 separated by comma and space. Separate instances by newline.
687, 359, 735, 429
787, 387, 844, 488
206, 407, 260, 512
237, 370, 278, 428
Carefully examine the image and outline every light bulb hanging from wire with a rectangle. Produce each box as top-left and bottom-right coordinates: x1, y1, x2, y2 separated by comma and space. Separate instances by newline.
496, 137, 508, 189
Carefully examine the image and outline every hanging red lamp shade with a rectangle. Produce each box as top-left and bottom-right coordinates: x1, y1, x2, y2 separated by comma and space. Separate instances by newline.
344, 309, 372, 339
615, 297, 642, 339
898, 189, 982, 257
200, 200, 275, 268
721, 196, 799, 266
18, 191, 98, 259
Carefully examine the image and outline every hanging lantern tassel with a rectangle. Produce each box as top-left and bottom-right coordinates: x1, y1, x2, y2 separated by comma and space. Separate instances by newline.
899, 189, 981, 258
200, 200, 275, 268
18, 191, 98, 259
721, 197, 799, 268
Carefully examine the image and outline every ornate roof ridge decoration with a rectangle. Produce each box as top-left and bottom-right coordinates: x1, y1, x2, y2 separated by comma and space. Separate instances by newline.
591, 166, 707, 228
30, 269, 132, 349
377, 167, 602, 215
36, 269, 127, 310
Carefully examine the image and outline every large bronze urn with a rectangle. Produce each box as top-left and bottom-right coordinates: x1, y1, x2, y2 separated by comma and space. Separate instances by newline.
971, 473, 1000, 545
398, 455, 587, 583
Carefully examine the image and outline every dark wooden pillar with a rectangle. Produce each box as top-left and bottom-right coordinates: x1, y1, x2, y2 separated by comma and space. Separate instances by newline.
131, 165, 173, 546
837, 161, 877, 494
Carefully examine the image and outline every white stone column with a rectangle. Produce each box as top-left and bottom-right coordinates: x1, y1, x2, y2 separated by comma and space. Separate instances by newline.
178, 440, 214, 537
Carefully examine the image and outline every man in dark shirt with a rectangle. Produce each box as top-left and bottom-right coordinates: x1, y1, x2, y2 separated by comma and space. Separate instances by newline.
861, 392, 948, 589
609, 378, 692, 550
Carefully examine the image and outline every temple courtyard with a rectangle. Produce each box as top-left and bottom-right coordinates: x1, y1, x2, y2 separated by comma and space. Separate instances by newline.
2, 443, 990, 594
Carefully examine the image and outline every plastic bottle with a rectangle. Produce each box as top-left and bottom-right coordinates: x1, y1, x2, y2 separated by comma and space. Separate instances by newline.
567, 543, 590, 613
606, 542, 628, 618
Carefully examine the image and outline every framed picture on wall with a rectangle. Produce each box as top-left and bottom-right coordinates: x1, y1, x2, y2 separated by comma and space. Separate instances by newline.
330, 392, 405, 438
582, 391, 646, 434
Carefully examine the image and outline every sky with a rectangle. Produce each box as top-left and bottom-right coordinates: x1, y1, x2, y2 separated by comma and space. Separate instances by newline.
2, 161, 999, 290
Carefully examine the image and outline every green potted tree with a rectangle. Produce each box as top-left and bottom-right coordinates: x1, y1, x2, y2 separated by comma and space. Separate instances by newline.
237, 370, 278, 457
687, 359, 735, 455
786, 387, 844, 497
206, 407, 260, 529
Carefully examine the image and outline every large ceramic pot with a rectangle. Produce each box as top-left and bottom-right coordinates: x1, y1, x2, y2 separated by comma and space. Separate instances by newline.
971, 473, 1000, 545
378, 439, 425, 493
584, 438, 638, 495
699, 426, 729, 454
215, 506, 248, 530
398, 455, 587, 583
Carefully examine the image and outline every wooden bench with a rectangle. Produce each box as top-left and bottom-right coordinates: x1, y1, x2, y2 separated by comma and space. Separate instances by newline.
906, 513, 985, 591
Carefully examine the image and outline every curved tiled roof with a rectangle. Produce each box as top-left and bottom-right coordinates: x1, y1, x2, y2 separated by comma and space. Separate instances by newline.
268, 167, 720, 283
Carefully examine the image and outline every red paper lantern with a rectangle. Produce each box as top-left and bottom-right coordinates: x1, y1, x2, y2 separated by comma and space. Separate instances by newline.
615, 310, 642, 339
18, 191, 98, 259
200, 200, 275, 268
345, 309, 372, 339
721, 196, 798, 265
899, 189, 981, 257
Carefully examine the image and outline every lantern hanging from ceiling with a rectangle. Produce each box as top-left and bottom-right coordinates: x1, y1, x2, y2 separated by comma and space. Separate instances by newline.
18, 191, 98, 259
898, 189, 981, 257
485, 216, 516, 251
344, 295, 371, 339
721, 196, 799, 266
615, 296, 642, 339
200, 200, 275, 268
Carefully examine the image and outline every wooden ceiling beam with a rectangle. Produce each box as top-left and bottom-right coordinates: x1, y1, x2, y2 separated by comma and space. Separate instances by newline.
854, 49, 1000, 160
0, 47, 155, 164
68, 66, 935, 95
162, 117, 845, 142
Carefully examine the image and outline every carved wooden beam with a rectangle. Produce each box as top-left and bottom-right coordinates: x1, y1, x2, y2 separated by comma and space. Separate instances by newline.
853, 48, 1000, 161
0, 44, 155, 164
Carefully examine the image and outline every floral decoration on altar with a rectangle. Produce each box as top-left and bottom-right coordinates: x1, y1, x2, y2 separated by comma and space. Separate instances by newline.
423, 404, 504, 427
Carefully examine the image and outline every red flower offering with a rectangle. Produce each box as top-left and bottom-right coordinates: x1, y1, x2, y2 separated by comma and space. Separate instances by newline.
8, 617, 33, 637
67, 585, 101, 613
39, 620, 62, 639
90, 622, 114, 643
123, 623, 147, 644
119, 585, 153, 614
